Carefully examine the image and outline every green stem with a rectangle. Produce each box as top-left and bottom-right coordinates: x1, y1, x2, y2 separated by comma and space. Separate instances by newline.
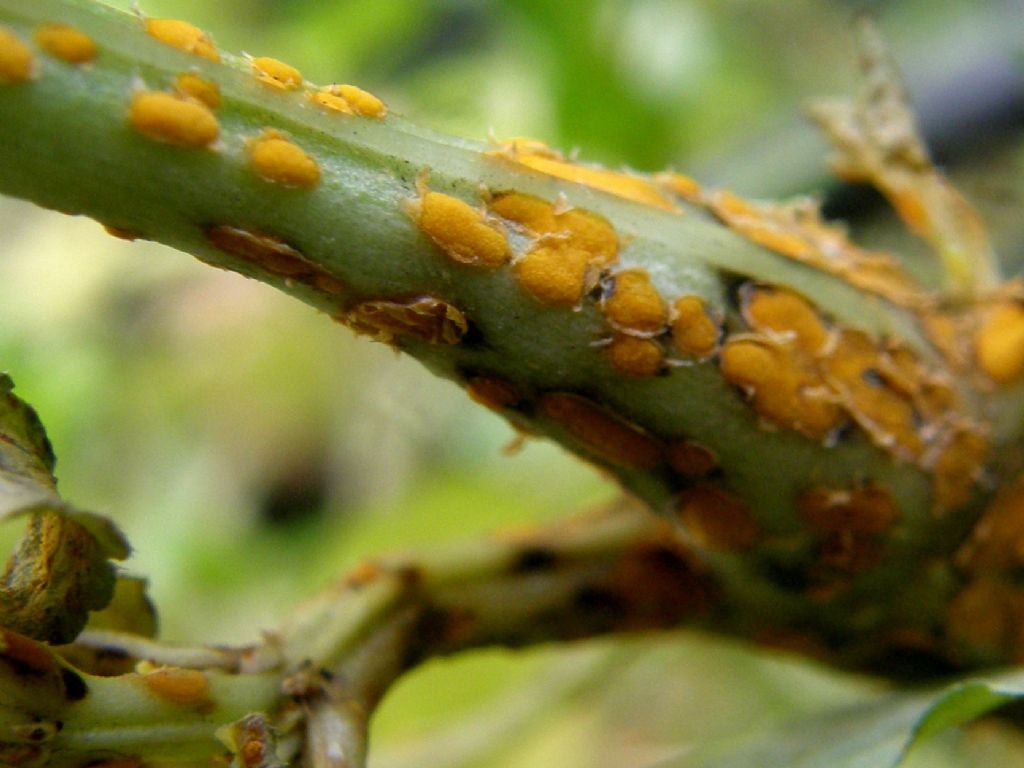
0, 0, 994, 523
2, 7, 1024, 763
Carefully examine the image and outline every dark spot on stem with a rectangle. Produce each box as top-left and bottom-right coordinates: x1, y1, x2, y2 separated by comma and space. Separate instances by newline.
761, 558, 814, 593
60, 667, 88, 701
397, 564, 423, 589
456, 319, 487, 350
511, 547, 558, 573
573, 586, 628, 632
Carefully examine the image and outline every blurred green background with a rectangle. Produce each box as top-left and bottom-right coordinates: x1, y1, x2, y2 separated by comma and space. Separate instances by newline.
2, 1, 1024, 765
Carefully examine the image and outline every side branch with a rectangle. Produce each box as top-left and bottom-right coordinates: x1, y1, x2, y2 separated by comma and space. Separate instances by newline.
2, 502, 707, 767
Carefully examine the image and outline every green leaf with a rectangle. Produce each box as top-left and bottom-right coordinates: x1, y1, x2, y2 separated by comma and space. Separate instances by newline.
668, 670, 1024, 768
0, 373, 133, 643
84, 575, 158, 637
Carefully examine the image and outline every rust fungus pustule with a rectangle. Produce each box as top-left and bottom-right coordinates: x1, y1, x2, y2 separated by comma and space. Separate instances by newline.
173, 72, 221, 109
246, 129, 321, 189
601, 269, 667, 336
514, 244, 593, 306
205, 225, 344, 295
406, 182, 510, 268
720, 336, 843, 439
538, 392, 664, 469
929, 425, 988, 514
466, 376, 522, 411
490, 192, 619, 265
709, 191, 932, 309
144, 18, 219, 62
797, 483, 899, 573
655, 171, 703, 204
820, 328, 924, 460
334, 84, 386, 117
724, 284, 841, 438
141, 666, 212, 711
490, 138, 678, 211
491, 191, 619, 305
489, 191, 557, 233
604, 334, 664, 378
309, 86, 353, 115
34, 23, 97, 64
666, 440, 718, 478
251, 56, 302, 90
671, 295, 719, 359
675, 486, 759, 552
946, 577, 1024, 663
344, 296, 468, 345
128, 90, 219, 148
975, 301, 1024, 385
310, 83, 387, 118
741, 284, 829, 353
956, 477, 1024, 575
0, 25, 34, 84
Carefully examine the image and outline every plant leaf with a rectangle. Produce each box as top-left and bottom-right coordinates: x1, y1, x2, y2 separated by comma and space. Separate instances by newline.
661, 670, 1024, 768
84, 575, 158, 637
0, 373, 133, 643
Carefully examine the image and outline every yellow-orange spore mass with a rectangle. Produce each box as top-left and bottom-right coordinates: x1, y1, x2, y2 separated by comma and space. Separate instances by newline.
490, 192, 619, 265
34, 23, 96, 64
666, 440, 718, 478
345, 296, 468, 345
671, 296, 719, 358
333, 83, 387, 118
0, 26, 33, 84
411, 189, 510, 268
602, 269, 667, 335
251, 56, 302, 90
655, 171, 703, 203
128, 90, 219, 148
466, 377, 522, 411
489, 192, 557, 233
711, 191, 815, 260
710, 192, 930, 309
309, 87, 353, 114
930, 426, 987, 514
742, 285, 828, 353
144, 19, 219, 62
604, 334, 663, 377
173, 72, 221, 109
497, 147, 678, 212
975, 302, 1024, 384
676, 486, 759, 552
557, 208, 619, 266
820, 329, 923, 460
514, 244, 591, 306
538, 392, 664, 469
246, 130, 320, 188
142, 667, 210, 708
720, 337, 842, 439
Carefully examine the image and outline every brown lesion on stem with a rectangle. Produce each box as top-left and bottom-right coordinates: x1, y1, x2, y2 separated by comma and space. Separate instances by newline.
0, 502, 717, 768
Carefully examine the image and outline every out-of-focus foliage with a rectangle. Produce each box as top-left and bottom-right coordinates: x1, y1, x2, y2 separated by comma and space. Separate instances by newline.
0, 374, 130, 642
1, 1, 1021, 765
